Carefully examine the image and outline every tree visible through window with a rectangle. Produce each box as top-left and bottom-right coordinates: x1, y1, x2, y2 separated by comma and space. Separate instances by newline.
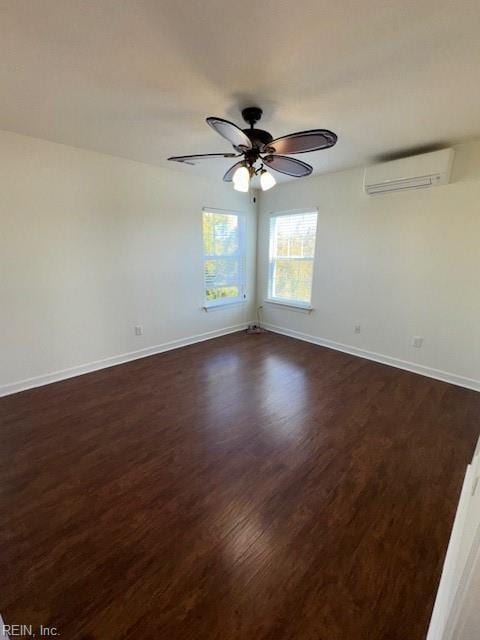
268, 211, 318, 306
203, 210, 246, 306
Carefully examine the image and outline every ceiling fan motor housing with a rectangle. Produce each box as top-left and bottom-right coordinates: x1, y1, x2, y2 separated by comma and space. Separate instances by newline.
243, 128, 273, 151
240, 107, 273, 154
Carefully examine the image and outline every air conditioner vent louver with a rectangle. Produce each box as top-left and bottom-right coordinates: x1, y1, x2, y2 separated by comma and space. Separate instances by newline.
364, 149, 454, 195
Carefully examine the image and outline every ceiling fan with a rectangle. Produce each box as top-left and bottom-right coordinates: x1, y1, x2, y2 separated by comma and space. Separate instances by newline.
168, 107, 337, 192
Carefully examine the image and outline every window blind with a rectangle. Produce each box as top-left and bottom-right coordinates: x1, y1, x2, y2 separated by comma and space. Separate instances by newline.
203, 210, 246, 306
268, 211, 318, 305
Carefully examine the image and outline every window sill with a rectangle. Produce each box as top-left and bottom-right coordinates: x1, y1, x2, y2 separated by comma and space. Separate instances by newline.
264, 298, 313, 313
203, 299, 248, 312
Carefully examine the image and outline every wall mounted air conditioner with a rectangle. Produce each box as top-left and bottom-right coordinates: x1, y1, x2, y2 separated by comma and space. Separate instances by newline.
364, 148, 454, 195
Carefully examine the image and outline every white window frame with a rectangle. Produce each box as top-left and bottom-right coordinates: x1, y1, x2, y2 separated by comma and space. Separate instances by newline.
202, 207, 247, 309
266, 208, 318, 311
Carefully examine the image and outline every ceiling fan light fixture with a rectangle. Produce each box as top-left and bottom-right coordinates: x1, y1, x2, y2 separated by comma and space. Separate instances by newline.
168, 106, 337, 187
232, 165, 250, 192
260, 169, 276, 191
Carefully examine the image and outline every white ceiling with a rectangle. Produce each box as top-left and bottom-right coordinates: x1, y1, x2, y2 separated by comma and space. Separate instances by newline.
1, 0, 480, 183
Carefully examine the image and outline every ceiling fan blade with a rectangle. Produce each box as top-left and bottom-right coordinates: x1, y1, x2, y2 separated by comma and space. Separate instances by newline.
206, 117, 252, 151
168, 152, 239, 165
265, 129, 337, 155
263, 155, 313, 178
223, 161, 245, 182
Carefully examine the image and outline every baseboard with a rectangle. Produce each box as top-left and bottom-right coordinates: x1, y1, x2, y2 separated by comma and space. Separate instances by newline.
0, 323, 251, 398
3, 322, 478, 397
264, 323, 480, 393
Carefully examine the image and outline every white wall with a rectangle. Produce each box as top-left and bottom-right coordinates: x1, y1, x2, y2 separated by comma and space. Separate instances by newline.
257, 140, 480, 389
0, 130, 256, 393
448, 539, 480, 639
2, 130, 479, 394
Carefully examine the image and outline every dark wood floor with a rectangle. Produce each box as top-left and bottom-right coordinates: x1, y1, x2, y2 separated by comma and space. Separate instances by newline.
1, 332, 479, 640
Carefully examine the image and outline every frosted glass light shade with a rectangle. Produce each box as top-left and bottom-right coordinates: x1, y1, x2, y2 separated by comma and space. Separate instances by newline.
260, 170, 276, 191
232, 166, 250, 192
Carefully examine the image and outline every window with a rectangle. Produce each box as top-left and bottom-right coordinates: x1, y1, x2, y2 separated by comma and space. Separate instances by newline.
267, 210, 318, 307
203, 209, 246, 307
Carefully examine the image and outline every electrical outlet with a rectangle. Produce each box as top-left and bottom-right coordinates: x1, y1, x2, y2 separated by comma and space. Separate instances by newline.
354, 324, 361, 334
412, 336, 423, 348
134, 325, 144, 336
